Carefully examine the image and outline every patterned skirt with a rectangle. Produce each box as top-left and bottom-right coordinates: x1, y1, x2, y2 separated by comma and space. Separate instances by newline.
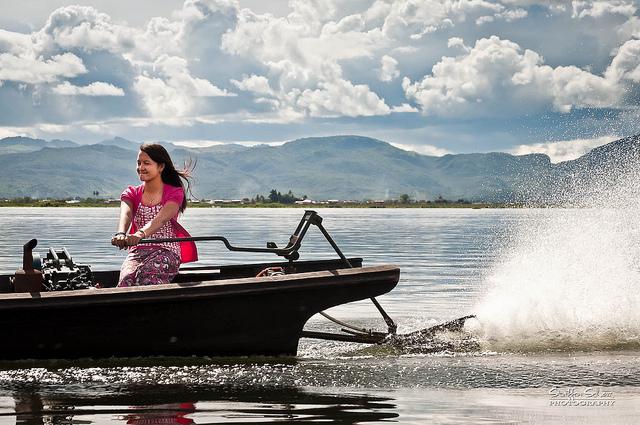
118, 247, 180, 287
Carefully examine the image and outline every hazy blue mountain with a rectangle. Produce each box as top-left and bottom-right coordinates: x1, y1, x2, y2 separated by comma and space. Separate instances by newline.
0, 134, 637, 201
192, 144, 249, 155
560, 133, 640, 173
0, 136, 45, 147
48, 139, 79, 148
0, 136, 77, 155
0, 144, 136, 199
94, 137, 140, 150
0, 137, 47, 155
549, 133, 640, 204
185, 135, 554, 201
93, 137, 182, 152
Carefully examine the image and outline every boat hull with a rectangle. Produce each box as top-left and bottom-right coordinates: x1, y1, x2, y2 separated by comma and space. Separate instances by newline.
0, 264, 399, 359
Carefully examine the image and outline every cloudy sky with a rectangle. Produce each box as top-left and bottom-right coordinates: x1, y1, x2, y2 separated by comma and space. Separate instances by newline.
1, 0, 640, 161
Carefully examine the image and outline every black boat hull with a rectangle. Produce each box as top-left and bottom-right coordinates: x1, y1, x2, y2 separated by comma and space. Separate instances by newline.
0, 264, 399, 359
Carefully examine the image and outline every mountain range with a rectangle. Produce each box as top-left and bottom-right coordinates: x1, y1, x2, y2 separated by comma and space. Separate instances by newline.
0, 134, 638, 202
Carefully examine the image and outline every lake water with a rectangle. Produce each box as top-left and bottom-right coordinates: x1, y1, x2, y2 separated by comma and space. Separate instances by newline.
0, 207, 638, 424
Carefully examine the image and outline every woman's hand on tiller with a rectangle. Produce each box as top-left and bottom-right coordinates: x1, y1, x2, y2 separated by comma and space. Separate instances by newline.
126, 233, 143, 247
111, 232, 143, 249
111, 233, 128, 249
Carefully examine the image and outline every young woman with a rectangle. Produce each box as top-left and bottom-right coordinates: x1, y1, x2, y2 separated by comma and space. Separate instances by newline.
111, 143, 197, 286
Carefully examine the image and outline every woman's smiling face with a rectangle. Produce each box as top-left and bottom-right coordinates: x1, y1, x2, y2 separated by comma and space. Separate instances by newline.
137, 150, 164, 182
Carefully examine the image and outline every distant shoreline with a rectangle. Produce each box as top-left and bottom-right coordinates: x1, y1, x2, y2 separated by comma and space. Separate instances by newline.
0, 199, 513, 209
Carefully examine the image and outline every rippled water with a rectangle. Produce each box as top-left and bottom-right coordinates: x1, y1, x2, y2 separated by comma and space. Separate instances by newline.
0, 207, 638, 424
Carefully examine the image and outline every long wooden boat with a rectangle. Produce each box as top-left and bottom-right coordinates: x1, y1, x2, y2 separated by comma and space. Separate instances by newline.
0, 211, 400, 360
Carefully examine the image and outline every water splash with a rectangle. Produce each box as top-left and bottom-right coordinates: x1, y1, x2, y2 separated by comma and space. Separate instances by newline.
471, 145, 640, 352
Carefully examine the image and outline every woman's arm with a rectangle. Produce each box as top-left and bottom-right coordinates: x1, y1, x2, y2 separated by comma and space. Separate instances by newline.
117, 200, 133, 233
111, 200, 133, 249
127, 201, 180, 245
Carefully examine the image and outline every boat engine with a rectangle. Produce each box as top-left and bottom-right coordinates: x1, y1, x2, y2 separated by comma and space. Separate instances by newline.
40, 247, 95, 291
12, 239, 95, 292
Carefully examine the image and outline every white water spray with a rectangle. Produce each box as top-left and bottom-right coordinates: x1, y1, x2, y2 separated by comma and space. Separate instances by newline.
471, 149, 640, 351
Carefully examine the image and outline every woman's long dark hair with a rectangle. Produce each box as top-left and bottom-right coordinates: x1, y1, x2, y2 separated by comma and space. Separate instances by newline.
140, 143, 194, 212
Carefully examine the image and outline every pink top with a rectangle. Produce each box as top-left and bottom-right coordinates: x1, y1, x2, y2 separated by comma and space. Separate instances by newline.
121, 183, 198, 263
131, 203, 181, 258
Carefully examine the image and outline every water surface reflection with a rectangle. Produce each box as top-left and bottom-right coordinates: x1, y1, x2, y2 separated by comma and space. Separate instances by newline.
4, 384, 397, 424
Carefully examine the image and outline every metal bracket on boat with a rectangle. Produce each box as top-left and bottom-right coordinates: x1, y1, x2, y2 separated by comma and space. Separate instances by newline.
142, 210, 323, 261
308, 217, 398, 337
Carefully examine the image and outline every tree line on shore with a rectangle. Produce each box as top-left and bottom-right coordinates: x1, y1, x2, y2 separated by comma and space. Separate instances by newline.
2, 190, 475, 207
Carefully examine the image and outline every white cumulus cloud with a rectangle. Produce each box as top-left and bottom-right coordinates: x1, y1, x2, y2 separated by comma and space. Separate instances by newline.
0, 126, 36, 139
52, 81, 125, 96
391, 103, 419, 113
36, 5, 136, 53
296, 79, 391, 117
231, 74, 274, 95
378, 54, 400, 82
380, 0, 504, 40
510, 136, 618, 163
572, 0, 636, 19
477, 7, 528, 25
605, 38, 640, 82
499, 0, 567, 8
447, 37, 469, 51
0, 29, 32, 54
220, 3, 393, 118
403, 36, 622, 117
390, 142, 451, 156
0, 52, 86, 84
135, 55, 235, 118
